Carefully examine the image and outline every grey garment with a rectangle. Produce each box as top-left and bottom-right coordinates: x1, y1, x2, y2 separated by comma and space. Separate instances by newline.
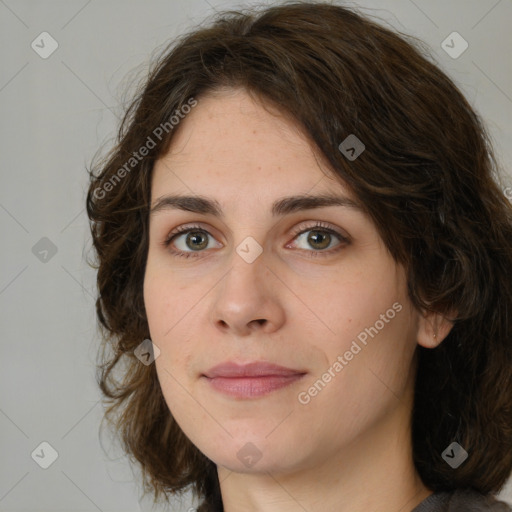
412, 489, 512, 512
198, 488, 512, 511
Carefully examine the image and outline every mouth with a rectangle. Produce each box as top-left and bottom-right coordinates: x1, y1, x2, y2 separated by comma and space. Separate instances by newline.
202, 361, 307, 399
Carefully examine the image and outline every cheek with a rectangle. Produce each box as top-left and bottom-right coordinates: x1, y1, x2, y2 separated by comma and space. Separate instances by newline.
143, 275, 167, 336
304, 258, 414, 400
143, 263, 190, 339
145, 275, 196, 417
144, 269, 197, 378
312, 262, 405, 350
299, 302, 416, 441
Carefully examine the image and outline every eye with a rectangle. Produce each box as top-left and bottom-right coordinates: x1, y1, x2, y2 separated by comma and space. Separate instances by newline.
287, 221, 349, 257
162, 221, 350, 259
163, 224, 221, 258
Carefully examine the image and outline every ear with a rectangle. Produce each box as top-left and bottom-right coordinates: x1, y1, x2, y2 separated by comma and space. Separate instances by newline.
417, 309, 456, 349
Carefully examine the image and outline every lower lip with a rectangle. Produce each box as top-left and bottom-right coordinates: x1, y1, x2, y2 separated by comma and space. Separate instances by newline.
204, 374, 305, 398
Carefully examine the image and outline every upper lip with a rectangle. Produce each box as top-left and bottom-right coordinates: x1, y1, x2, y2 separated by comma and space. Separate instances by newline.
203, 361, 306, 378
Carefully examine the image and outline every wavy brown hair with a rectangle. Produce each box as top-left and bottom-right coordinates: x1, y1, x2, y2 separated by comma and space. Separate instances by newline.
86, 2, 512, 510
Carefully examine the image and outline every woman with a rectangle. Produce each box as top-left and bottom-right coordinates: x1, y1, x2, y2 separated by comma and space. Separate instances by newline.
86, 2, 512, 511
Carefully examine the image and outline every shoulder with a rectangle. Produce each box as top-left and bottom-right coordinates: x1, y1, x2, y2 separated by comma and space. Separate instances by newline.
413, 489, 512, 512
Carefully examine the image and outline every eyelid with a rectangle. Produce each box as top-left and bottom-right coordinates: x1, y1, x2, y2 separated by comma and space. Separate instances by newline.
288, 220, 350, 243
162, 223, 216, 248
162, 220, 350, 257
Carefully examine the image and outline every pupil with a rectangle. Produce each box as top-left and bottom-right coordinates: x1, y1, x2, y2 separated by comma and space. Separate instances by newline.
187, 231, 207, 250
309, 231, 330, 249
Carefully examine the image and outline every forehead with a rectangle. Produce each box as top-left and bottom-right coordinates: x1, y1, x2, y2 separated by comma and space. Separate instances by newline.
151, 88, 347, 198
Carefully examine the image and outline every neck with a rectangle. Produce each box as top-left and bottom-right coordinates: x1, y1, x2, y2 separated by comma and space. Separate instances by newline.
217, 389, 432, 512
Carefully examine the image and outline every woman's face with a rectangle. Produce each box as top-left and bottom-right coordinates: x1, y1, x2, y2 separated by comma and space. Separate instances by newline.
144, 87, 422, 474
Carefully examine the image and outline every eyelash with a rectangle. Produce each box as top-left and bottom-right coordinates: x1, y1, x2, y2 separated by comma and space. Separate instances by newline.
162, 221, 350, 259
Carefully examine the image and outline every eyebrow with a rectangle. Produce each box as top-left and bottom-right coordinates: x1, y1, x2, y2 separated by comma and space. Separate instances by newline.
150, 193, 362, 218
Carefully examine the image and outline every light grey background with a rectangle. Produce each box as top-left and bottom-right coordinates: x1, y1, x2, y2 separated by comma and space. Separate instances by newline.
1, 0, 511, 511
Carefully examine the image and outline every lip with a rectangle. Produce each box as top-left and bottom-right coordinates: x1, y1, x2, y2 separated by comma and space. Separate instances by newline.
202, 361, 307, 399
203, 361, 305, 378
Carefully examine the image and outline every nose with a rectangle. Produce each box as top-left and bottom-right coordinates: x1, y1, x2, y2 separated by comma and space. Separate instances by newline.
210, 250, 286, 337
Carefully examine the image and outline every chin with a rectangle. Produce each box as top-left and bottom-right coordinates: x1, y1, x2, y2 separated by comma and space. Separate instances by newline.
199, 434, 304, 475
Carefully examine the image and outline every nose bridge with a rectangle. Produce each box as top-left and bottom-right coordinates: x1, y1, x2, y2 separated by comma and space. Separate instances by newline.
222, 228, 267, 287
219, 245, 268, 311
211, 243, 285, 335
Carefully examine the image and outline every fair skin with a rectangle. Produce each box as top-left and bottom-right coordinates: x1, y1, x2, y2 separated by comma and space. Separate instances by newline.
143, 87, 453, 512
